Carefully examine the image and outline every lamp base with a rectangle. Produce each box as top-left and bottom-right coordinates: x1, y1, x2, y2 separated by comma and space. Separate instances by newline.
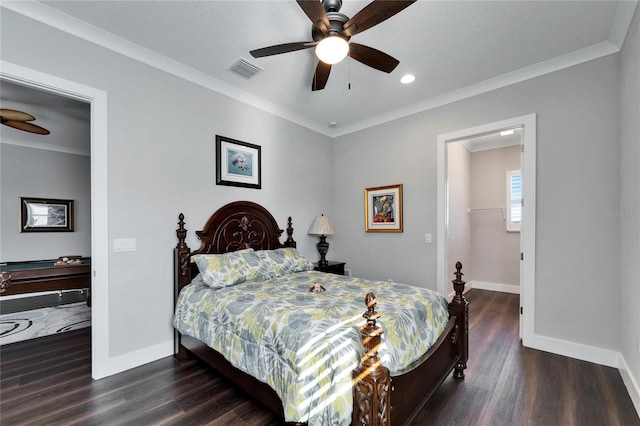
317, 235, 329, 268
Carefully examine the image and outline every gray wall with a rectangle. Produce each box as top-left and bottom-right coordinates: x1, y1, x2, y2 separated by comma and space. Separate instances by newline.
332, 54, 620, 351
470, 145, 520, 286
0, 144, 91, 260
619, 6, 640, 397
1, 9, 332, 358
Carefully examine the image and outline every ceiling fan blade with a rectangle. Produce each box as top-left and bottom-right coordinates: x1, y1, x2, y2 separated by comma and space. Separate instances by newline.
349, 43, 399, 73
250, 42, 316, 58
2, 120, 50, 135
297, 0, 330, 32
343, 0, 416, 37
312, 61, 332, 91
0, 108, 36, 122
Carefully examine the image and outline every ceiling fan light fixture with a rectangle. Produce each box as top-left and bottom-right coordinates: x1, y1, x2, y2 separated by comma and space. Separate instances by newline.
315, 35, 349, 65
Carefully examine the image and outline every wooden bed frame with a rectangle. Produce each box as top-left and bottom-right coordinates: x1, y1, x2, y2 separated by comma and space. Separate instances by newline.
174, 201, 468, 426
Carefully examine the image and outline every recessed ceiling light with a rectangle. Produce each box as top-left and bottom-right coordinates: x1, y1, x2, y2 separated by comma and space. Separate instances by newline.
400, 74, 415, 84
500, 129, 515, 136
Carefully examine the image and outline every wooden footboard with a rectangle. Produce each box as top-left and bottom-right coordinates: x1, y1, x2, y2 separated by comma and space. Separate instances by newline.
173, 204, 468, 426
352, 262, 468, 425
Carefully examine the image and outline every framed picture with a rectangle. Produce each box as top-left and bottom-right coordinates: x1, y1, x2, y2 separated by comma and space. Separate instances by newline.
216, 135, 261, 189
20, 197, 74, 232
364, 184, 403, 232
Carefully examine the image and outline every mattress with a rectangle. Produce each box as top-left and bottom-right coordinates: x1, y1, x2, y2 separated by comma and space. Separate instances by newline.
174, 270, 449, 426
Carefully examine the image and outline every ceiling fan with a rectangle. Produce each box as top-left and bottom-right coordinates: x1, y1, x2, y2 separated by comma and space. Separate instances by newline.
250, 0, 416, 91
0, 109, 50, 135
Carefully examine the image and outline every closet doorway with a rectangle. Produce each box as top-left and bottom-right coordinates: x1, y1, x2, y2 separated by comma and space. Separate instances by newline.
450, 131, 522, 295
437, 114, 536, 343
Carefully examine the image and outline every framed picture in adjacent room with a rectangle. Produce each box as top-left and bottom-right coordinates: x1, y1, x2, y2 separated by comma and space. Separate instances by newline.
20, 197, 74, 232
364, 184, 403, 232
216, 135, 261, 189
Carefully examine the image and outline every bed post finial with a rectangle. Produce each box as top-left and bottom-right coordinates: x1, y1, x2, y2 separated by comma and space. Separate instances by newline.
175, 213, 191, 282
450, 261, 468, 379
285, 216, 297, 248
453, 261, 464, 295
177, 213, 187, 249
353, 292, 391, 426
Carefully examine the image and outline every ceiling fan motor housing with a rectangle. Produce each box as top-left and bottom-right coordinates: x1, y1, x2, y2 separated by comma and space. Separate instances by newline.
322, 0, 342, 13
312, 12, 350, 41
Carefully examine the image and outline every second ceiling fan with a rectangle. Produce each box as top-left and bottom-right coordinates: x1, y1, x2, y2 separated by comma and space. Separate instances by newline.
0, 109, 50, 135
250, 0, 416, 91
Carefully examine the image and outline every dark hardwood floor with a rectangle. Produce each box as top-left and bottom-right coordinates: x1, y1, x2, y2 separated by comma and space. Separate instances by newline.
1, 289, 638, 425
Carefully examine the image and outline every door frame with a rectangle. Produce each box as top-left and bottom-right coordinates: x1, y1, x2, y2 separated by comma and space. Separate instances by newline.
1, 61, 110, 379
437, 114, 536, 344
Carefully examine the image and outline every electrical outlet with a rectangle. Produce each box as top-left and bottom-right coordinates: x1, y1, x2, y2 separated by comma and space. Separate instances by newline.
425, 233, 432, 244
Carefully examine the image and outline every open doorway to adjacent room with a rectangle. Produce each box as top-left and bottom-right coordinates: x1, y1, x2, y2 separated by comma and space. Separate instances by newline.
1, 62, 109, 379
1, 79, 92, 344
437, 114, 536, 342
447, 130, 522, 296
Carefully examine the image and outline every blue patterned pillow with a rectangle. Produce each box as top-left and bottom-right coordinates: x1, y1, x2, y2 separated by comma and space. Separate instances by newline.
255, 248, 314, 277
192, 249, 274, 288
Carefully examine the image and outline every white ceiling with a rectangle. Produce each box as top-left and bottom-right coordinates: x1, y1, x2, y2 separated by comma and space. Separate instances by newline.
1, 1, 638, 138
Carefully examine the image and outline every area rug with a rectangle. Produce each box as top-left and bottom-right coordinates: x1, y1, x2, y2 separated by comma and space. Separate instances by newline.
0, 302, 91, 345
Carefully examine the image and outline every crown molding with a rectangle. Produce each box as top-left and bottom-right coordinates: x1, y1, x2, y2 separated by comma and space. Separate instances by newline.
1, 1, 331, 137
458, 138, 520, 153
609, 0, 639, 49
332, 40, 620, 137
3, 1, 637, 139
1, 137, 90, 156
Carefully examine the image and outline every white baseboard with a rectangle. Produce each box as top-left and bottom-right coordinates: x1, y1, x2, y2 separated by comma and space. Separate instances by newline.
470, 280, 520, 294
524, 335, 639, 417
94, 339, 173, 380
523, 333, 620, 368
619, 353, 640, 417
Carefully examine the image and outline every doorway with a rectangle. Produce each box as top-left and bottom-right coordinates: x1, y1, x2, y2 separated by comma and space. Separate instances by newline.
1, 61, 110, 378
437, 114, 536, 344
448, 132, 522, 296
0, 79, 91, 343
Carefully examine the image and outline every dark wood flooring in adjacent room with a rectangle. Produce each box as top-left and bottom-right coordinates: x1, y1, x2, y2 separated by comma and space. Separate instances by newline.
1, 289, 638, 425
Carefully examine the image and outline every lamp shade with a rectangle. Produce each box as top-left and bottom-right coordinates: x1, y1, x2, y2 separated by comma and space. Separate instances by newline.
307, 214, 335, 236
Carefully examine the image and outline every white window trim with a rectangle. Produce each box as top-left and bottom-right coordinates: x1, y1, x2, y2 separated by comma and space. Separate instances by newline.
506, 169, 522, 232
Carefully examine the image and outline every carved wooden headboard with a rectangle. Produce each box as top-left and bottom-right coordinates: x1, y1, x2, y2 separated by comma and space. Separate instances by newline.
174, 201, 296, 292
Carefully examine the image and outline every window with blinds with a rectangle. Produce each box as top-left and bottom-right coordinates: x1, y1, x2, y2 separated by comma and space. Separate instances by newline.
507, 170, 522, 232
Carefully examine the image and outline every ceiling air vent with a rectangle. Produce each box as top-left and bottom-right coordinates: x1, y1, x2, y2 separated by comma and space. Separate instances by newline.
227, 58, 263, 80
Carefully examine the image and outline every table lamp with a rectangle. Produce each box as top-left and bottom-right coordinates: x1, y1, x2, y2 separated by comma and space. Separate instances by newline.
307, 214, 335, 267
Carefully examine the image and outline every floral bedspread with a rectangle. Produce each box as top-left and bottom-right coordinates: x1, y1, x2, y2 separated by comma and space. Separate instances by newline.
173, 270, 449, 426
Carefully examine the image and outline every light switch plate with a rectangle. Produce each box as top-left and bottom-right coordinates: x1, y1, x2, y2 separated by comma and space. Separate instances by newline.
114, 238, 136, 252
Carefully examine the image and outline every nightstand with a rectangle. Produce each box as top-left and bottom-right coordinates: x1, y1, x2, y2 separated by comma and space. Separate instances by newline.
313, 261, 346, 276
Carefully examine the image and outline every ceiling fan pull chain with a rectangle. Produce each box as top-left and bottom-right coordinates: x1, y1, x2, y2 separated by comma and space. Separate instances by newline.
348, 52, 351, 90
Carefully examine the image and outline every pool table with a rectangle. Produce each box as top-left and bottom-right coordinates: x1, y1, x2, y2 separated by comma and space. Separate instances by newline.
0, 257, 91, 296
